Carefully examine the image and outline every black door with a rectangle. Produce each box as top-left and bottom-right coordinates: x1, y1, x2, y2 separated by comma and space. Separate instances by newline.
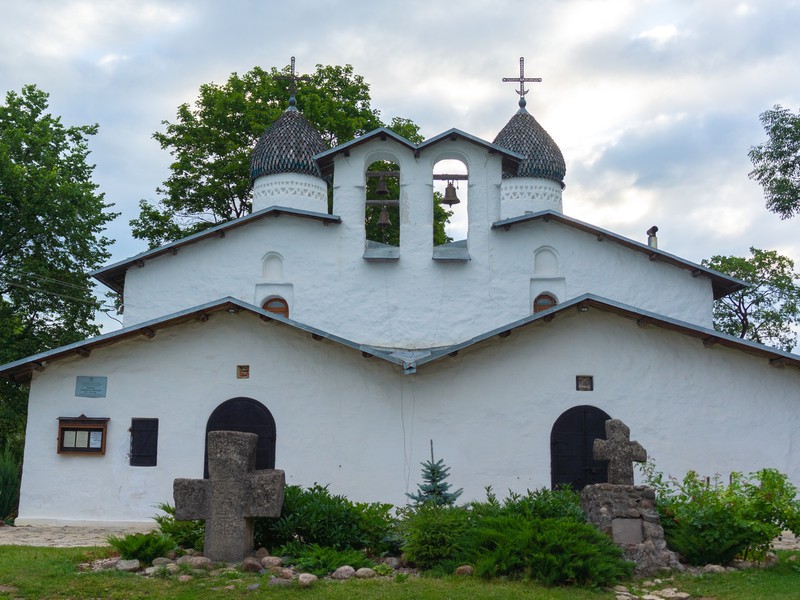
550, 405, 610, 490
204, 397, 276, 478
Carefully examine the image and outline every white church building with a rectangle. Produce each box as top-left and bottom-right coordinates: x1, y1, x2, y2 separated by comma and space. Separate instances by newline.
3, 69, 800, 526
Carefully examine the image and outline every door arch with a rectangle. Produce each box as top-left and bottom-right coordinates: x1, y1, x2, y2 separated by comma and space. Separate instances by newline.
550, 405, 610, 490
204, 397, 276, 478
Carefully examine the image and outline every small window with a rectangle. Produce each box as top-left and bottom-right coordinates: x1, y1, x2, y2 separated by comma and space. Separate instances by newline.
130, 418, 159, 467
263, 297, 289, 318
534, 293, 557, 313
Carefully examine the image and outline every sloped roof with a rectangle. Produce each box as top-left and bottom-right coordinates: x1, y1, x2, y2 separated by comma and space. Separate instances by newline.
314, 127, 524, 178
92, 206, 341, 294
492, 210, 747, 300
493, 108, 566, 185
2, 294, 797, 384
250, 108, 327, 180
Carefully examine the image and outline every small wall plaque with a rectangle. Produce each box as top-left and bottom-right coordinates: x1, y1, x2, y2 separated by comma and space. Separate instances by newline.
75, 376, 108, 398
576, 375, 594, 391
236, 365, 250, 379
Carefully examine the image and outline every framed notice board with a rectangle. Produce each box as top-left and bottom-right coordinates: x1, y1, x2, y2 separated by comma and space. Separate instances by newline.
57, 415, 109, 455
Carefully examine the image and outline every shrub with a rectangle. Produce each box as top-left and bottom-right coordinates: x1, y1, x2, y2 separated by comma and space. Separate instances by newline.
642, 462, 800, 565
459, 515, 633, 587
106, 532, 176, 564
0, 442, 21, 521
292, 544, 375, 577
254, 484, 396, 554
399, 503, 470, 569
468, 485, 585, 523
407, 442, 463, 507
153, 502, 204, 551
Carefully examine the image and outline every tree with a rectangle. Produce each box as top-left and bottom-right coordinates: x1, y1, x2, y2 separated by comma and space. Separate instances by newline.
702, 248, 800, 351
133, 63, 451, 248
134, 64, 410, 247
749, 105, 800, 219
0, 85, 116, 448
407, 440, 463, 506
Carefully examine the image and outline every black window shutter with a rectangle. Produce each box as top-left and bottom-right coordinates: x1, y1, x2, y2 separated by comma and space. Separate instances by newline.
130, 418, 159, 467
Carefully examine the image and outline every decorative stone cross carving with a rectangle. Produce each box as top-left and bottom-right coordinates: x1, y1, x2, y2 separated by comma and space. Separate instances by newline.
174, 430, 285, 562
593, 419, 647, 485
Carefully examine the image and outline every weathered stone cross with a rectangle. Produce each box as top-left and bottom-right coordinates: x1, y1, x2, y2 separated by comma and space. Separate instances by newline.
593, 419, 647, 485
174, 430, 285, 562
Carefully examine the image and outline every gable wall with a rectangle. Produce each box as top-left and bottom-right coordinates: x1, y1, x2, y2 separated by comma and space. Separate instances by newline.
16, 309, 799, 525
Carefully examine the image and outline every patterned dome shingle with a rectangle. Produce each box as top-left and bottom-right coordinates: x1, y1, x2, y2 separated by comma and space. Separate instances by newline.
493, 108, 566, 185
250, 108, 326, 180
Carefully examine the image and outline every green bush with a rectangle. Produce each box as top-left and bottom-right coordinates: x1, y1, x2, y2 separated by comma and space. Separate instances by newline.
292, 544, 375, 577
0, 442, 21, 521
459, 515, 633, 587
642, 462, 800, 565
153, 502, 204, 551
106, 532, 176, 564
254, 484, 396, 554
468, 486, 585, 523
399, 503, 470, 569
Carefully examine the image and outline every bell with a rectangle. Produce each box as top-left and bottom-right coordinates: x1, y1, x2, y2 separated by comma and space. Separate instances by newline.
442, 181, 461, 206
377, 205, 392, 228
375, 176, 389, 195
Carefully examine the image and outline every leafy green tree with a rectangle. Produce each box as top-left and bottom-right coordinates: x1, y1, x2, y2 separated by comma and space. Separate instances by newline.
407, 441, 463, 507
0, 85, 116, 448
702, 247, 800, 351
749, 105, 800, 219
134, 63, 452, 248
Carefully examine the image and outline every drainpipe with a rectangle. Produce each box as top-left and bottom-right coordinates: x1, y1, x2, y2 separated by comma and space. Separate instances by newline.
646, 226, 659, 249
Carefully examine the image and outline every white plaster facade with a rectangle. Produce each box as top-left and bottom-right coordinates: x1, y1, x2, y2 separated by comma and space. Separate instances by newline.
14, 306, 800, 525
4, 112, 799, 526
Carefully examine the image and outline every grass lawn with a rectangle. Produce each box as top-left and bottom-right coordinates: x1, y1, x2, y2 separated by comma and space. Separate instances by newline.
0, 546, 799, 599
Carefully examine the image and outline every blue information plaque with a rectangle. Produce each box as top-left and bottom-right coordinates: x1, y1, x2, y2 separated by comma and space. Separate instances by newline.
75, 376, 108, 398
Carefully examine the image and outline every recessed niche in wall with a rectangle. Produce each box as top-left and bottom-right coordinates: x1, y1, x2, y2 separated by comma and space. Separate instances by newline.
576, 376, 594, 391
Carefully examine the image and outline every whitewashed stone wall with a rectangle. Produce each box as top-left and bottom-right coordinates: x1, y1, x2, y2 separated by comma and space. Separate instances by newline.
120, 137, 714, 344
16, 309, 799, 525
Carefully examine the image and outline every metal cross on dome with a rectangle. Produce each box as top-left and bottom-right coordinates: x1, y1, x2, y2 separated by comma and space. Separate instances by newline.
502, 57, 542, 108
276, 56, 310, 107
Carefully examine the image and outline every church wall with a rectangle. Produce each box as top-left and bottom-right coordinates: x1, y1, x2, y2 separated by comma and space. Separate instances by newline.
491, 220, 716, 327
119, 179, 715, 351
16, 308, 800, 526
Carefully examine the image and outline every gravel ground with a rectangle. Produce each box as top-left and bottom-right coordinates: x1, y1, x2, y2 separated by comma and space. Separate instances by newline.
0, 523, 154, 547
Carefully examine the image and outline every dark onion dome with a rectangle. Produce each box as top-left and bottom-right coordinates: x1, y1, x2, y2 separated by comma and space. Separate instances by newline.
250, 105, 326, 181
493, 106, 566, 185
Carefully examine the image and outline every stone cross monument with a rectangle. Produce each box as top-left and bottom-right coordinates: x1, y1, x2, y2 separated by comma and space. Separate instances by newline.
582, 419, 682, 575
593, 418, 647, 484
174, 430, 285, 563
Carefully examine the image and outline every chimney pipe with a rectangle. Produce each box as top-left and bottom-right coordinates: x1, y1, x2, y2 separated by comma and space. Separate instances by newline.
646, 226, 659, 249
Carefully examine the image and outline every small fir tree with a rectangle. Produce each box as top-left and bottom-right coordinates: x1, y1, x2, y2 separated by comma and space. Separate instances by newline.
407, 440, 463, 506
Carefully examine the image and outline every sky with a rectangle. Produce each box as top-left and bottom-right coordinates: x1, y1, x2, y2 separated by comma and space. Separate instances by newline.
1, 0, 799, 331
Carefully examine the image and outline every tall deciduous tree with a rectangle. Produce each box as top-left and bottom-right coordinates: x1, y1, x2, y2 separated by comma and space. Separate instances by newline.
749, 105, 800, 219
0, 85, 116, 447
132, 63, 415, 248
702, 248, 800, 351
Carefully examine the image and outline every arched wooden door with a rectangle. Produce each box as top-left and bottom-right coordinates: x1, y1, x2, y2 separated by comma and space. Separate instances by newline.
204, 397, 276, 478
550, 405, 610, 490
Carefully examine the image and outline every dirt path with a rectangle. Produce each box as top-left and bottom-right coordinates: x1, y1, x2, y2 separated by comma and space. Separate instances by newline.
0, 523, 154, 547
